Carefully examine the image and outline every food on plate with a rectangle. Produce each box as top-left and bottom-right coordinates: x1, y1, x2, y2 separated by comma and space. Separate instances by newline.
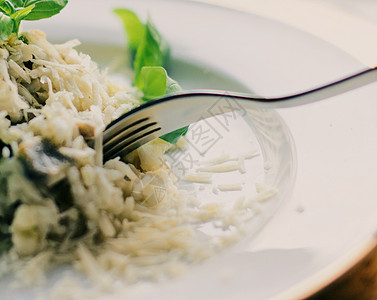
0, 1, 277, 292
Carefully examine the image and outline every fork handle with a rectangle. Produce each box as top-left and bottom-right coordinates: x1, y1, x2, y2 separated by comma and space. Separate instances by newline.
102, 67, 377, 160
106, 67, 377, 139
158, 67, 377, 110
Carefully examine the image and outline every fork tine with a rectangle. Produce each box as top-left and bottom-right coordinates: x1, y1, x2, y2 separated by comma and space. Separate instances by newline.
103, 122, 161, 161
103, 117, 150, 144
104, 132, 161, 161
103, 119, 158, 152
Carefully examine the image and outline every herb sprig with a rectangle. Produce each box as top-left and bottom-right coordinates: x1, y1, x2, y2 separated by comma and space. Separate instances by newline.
115, 8, 189, 144
0, 0, 68, 40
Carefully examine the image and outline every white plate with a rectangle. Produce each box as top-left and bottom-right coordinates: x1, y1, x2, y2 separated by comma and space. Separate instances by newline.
7, 0, 377, 299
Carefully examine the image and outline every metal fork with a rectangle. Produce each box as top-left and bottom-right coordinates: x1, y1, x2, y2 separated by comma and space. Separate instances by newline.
102, 67, 377, 162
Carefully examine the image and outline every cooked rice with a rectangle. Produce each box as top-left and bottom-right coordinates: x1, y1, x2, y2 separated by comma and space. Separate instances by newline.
217, 183, 244, 191
0, 29, 278, 296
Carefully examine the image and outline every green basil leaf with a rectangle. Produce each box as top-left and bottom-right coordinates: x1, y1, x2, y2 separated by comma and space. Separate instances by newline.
11, 5, 34, 20
0, 14, 15, 40
133, 18, 170, 81
135, 66, 189, 143
10, 4, 34, 23
8, 0, 22, 7
133, 22, 162, 82
116, 9, 188, 144
0, 0, 67, 40
113, 8, 144, 52
0, 0, 15, 16
136, 66, 182, 101
144, 18, 170, 66
137, 66, 167, 101
9, 4, 34, 33
22, 0, 68, 21
160, 126, 189, 144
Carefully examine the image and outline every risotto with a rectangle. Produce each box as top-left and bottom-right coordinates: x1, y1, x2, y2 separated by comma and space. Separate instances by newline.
0, 5, 277, 296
